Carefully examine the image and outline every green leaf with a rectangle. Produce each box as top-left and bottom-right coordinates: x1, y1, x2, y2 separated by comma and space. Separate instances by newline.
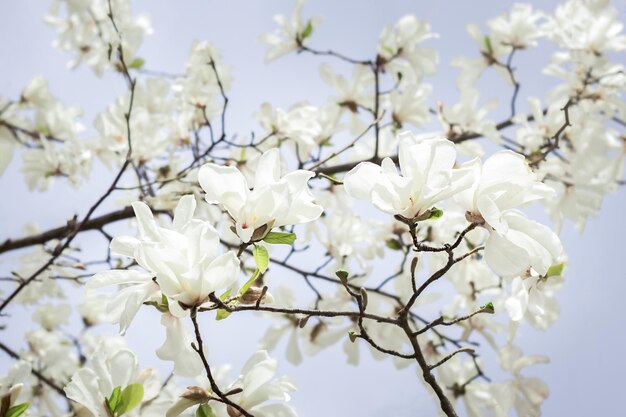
335, 270, 349, 281
348, 331, 358, 343
216, 308, 231, 320
301, 19, 314, 40
484, 35, 493, 54
216, 288, 236, 321
196, 404, 217, 417
427, 207, 444, 220
128, 57, 145, 69
481, 302, 495, 314
263, 231, 297, 245
115, 384, 144, 415
144, 294, 170, 313
6, 403, 30, 417
105, 386, 122, 414
385, 239, 403, 251
546, 262, 565, 278
253, 245, 269, 273
240, 269, 261, 296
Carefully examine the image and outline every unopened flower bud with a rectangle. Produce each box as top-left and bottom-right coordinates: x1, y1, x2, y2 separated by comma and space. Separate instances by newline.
227, 405, 243, 417
239, 286, 269, 305
465, 211, 485, 225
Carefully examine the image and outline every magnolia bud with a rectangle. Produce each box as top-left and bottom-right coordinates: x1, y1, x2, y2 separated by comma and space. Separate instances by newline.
181, 386, 210, 402
227, 405, 243, 417
239, 286, 268, 304
465, 211, 485, 225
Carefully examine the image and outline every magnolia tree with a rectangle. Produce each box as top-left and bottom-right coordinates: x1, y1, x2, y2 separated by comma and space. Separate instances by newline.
0, 0, 624, 416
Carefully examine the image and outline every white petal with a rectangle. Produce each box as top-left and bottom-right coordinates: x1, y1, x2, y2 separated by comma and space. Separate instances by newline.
173, 195, 197, 231
484, 231, 529, 278
132, 201, 160, 241
343, 162, 382, 200
198, 163, 248, 215
156, 314, 203, 377
255, 148, 282, 188
109, 236, 140, 258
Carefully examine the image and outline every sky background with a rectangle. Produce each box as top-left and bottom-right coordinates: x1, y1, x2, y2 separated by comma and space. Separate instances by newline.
1, 1, 625, 416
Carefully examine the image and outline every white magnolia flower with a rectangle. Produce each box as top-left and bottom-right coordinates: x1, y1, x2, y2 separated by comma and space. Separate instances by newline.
64, 346, 159, 417
167, 351, 297, 417
217, 350, 298, 417
438, 89, 502, 143
343, 132, 476, 220
260, 0, 321, 62
388, 83, 432, 129
89, 195, 240, 331
199, 148, 323, 243
544, 0, 626, 53
86, 195, 238, 378
255, 103, 322, 160
457, 150, 554, 233
456, 151, 562, 277
487, 3, 545, 49
45, 0, 152, 75
377, 15, 438, 79
505, 266, 565, 328
451, 24, 511, 89
484, 210, 562, 278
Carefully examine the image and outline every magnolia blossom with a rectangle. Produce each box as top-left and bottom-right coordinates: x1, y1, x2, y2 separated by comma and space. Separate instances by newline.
89, 195, 240, 328
487, 3, 545, 49
65, 346, 158, 417
45, 0, 152, 75
505, 265, 565, 328
255, 103, 323, 160
259, 0, 321, 62
167, 350, 297, 417
87, 196, 240, 377
457, 151, 562, 277
377, 15, 438, 79
343, 132, 475, 220
218, 350, 297, 417
199, 148, 323, 243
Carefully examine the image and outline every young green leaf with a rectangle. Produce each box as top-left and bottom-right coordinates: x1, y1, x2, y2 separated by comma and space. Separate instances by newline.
263, 231, 297, 245
481, 302, 495, 314
335, 270, 349, 281
105, 386, 122, 414
216, 308, 231, 320
128, 57, 145, 69
6, 403, 30, 417
115, 384, 144, 415
484, 35, 493, 54
253, 245, 269, 273
301, 19, 314, 40
196, 404, 217, 417
427, 207, 444, 220
385, 239, 403, 250
546, 262, 565, 278
240, 269, 261, 296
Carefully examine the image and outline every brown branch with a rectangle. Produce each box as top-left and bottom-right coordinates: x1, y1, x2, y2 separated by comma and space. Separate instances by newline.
429, 348, 475, 371
0, 207, 135, 255
189, 309, 254, 417
398, 317, 459, 417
